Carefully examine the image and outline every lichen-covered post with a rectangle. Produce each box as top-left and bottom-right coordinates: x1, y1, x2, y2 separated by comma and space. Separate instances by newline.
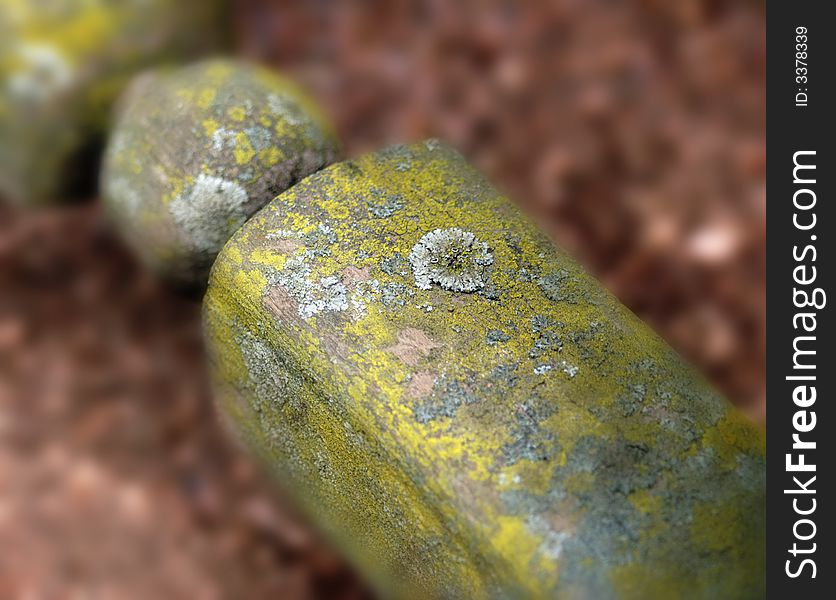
101, 59, 341, 288
203, 141, 765, 598
0, 0, 227, 207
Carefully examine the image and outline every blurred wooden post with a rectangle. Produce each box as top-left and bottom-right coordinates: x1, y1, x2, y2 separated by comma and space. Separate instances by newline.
0, 0, 227, 207
101, 59, 340, 289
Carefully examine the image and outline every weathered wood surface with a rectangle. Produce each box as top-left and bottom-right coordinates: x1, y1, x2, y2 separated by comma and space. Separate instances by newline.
203, 141, 765, 599
0, 0, 227, 207
101, 59, 341, 288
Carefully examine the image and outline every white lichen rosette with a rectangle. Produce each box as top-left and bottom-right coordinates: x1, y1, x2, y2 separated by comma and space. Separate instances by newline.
408, 228, 494, 293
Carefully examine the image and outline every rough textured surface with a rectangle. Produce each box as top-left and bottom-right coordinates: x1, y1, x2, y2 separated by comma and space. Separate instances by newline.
0, 0, 227, 207
204, 141, 765, 599
0, 202, 371, 599
236, 0, 767, 421
101, 59, 341, 289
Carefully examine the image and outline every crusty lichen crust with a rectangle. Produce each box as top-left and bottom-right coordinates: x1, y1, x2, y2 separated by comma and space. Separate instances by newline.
0, 0, 227, 207
101, 59, 341, 288
203, 141, 765, 599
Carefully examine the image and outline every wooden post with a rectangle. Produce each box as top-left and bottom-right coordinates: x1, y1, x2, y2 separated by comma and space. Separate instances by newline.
101, 59, 340, 288
0, 0, 227, 207
203, 140, 765, 599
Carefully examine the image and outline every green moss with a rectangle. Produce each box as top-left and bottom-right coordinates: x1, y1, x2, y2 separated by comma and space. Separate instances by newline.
0, 0, 228, 207
203, 141, 765, 598
101, 59, 342, 288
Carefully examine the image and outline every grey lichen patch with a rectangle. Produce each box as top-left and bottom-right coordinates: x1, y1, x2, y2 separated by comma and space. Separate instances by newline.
533, 363, 552, 376
537, 270, 571, 302
267, 93, 308, 126
490, 363, 520, 388
238, 327, 302, 414
543, 437, 663, 593
211, 127, 237, 153
366, 189, 405, 218
559, 360, 579, 378
349, 279, 381, 316
516, 263, 540, 283
413, 375, 477, 424
477, 283, 502, 301
606, 358, 726, 445
533, 360, 579, 377
537, 267, 606, 306
616, 382, 650, 418
244, 126, 275, 152
380, 282, 413, 307
309, 276, 349, 317
303, 224, 339, 258
529, 516, 571, 561
170, 174, 249, 254
567, 320, 605, 362
274, 256, 349, 319
529, 330, 563, 359
527, 314, 564, 361
501, 397, 560, 465
380, 253, 410, 277
486, 330, 511, 345
408, 228, 494, 292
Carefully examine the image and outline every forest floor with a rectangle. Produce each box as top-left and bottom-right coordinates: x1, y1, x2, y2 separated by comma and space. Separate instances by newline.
0, 1, 763, 598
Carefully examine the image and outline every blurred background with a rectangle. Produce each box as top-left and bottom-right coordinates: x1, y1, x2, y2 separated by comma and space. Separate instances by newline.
0, 0, 764, 598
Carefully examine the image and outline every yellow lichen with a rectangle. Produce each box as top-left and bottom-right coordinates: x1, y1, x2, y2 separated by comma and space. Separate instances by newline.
197, 88, 216, 109
203, 141, 764, 599
228, 106, 247, 122
233, 131, 255, 165
202, 117, 219, 137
